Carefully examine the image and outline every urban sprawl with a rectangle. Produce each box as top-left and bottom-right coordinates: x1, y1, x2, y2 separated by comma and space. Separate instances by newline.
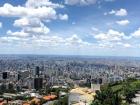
0, 55, 140, 105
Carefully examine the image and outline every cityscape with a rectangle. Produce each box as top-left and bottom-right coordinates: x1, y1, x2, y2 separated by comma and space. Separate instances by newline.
0, 0, 140, 105
0, 55, 140, 105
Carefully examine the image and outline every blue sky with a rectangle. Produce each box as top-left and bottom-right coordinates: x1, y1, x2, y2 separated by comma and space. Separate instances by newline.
0, 0, 140, 56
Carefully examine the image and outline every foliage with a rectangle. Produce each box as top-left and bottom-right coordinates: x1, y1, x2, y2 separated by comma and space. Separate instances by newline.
91, 79, 140, 105
53, 95, 68, 105
0, 83, 16, 94
122, 81, 136, 103
91, 86, 122, 105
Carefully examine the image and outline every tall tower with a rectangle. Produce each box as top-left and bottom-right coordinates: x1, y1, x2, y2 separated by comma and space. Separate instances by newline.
35, 66, 40, 77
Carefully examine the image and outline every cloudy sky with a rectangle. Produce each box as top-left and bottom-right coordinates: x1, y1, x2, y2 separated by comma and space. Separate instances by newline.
0, 0, 140, 56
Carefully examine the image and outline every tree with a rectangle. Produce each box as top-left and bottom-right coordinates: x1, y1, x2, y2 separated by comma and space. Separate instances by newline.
92, 86, 122, 105
7, 83, 16, 93
122, 81, 136, 103
0, 84, 6, 94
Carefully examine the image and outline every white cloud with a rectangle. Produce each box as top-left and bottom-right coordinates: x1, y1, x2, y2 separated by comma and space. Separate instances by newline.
98, 42, 113, 48
1, 33, 91, 48
131, 27, 140, 38
98, 41, 132, 49
109, 10, 116, 14
0, 0, 93, 51
117, 42, 132, 48
0, 0, 69, 44
25, 0, 64, 8
8, 25, 50, 38
14, 17, 30, 27
65, 0, 97, 6
65, 0, 115, 6
10, 18, 50, 38
65, 0, 80, 5
108, 8, 127, 16
23, 25, 50, 35
104, 0, 115, 1
14, 17, 42, 27
94, 29, 125, 41
7, 30, 29, 37
37, 34, 90, 47
94, 29, 133, 48
31, 35, 65, 46
0, 36, 28, 44
0, 3, 57, 19
59, 14, 69, 20
116, 20, 130, 26
123, 43, 131, 48
65, 34, 90, 46
0, 22, 2, 28
115, 9, 127, 16
0, 1, 69, 41
0, 1, 68, 22
0, 0, 135, 53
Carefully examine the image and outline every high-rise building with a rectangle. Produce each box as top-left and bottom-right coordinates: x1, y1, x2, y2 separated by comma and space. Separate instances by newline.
17, 74, 21, 81
2, 72, 8, 79
35, 66, 40, 77
98, 78, 103, 84
34, 78, 43, 90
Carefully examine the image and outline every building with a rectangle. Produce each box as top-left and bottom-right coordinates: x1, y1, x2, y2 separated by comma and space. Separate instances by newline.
68, 87, 95, 105
34, 78, 43, 90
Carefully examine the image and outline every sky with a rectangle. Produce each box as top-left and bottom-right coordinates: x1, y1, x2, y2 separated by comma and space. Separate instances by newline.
0, 0, 140, 56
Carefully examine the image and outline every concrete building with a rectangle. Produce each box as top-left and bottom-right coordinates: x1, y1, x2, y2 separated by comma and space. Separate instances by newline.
68, 87, 95, 105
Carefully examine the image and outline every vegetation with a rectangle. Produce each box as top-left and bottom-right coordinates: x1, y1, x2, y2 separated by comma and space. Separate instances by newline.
53, 95, 68, 105
0, 83, 16, 94
91, 78, 140, 105
91, 86, 122, 105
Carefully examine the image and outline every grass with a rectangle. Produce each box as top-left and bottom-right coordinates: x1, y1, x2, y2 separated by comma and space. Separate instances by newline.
111, 79, 140, 93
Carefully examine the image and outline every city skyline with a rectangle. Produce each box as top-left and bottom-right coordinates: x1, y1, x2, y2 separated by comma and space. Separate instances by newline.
0, 0, 140, 56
